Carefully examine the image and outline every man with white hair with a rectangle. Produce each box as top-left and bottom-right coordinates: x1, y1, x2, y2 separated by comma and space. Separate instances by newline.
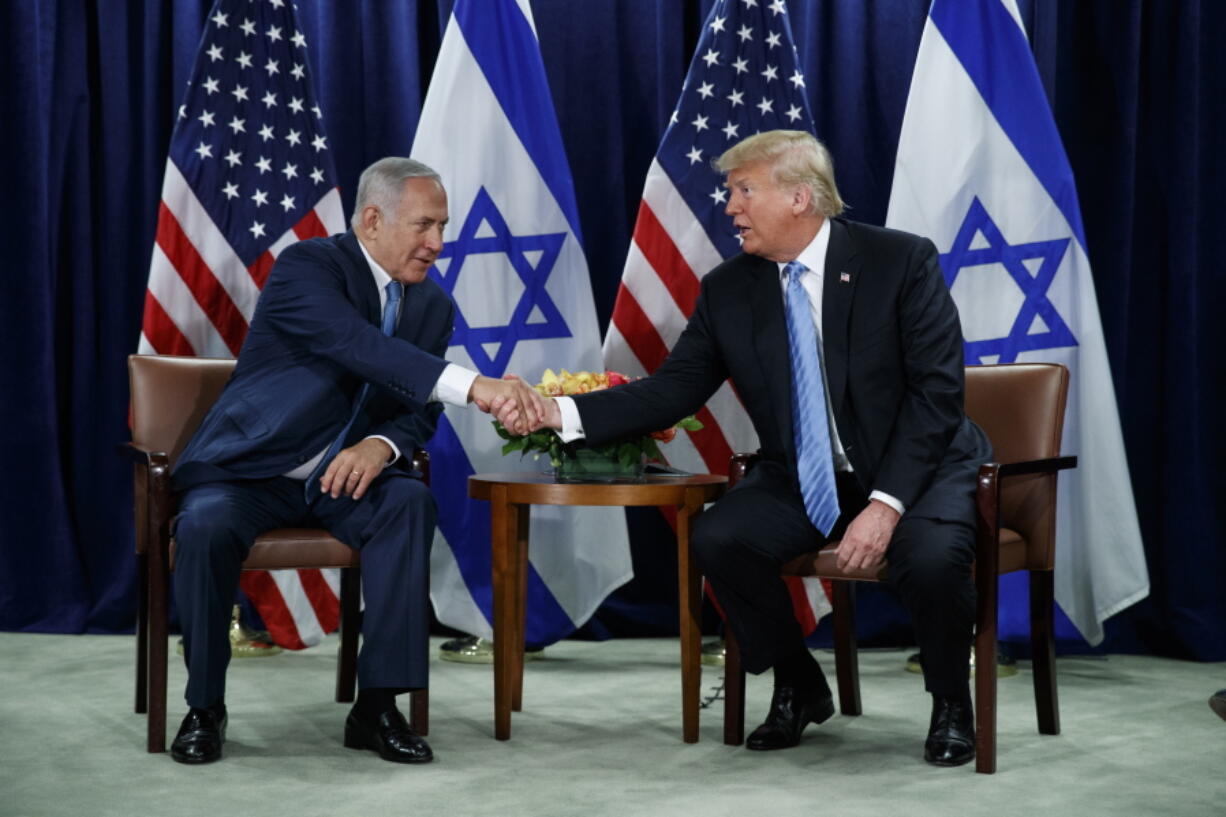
169, 157, 544, 765
511, 130, 991, 766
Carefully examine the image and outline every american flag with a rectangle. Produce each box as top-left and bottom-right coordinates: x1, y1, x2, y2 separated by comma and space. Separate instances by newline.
140, 0, 345, 650
603, 0, 831, 631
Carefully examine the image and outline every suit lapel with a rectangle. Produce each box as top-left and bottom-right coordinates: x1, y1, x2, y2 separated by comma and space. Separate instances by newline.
822, 219, 858, 413
747, 254, 796, 467
339, 231, 382, 326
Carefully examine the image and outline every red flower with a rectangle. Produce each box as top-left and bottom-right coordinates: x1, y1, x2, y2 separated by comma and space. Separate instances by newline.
649, 427, 677, 444
606, 371, 630, 387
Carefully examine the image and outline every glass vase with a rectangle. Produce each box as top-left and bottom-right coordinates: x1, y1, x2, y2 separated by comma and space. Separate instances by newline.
553, 447, 646, 483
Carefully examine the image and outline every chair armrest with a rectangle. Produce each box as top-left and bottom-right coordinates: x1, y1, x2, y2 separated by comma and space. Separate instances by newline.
728, 452, 759, 488
410, 447, 430, 486
997, 455, 1077, 479
118, 442, 173, 556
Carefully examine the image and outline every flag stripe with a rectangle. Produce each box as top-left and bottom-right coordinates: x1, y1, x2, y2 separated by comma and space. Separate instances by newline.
161, 161, 262, 320
292, 206, 329, 240
609, 287, 671, 373
453, 0, 585, 242
929, 0, 1087, 246
631, 201, 701, 316
146, 244, 233, 357
154, 203, 246, 356
239, 572, 308, 651
297, 568, 341, 633
140, 291, 194, 356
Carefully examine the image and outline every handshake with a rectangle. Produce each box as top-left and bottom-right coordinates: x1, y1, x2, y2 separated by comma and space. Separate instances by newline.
468, 374, 560, 436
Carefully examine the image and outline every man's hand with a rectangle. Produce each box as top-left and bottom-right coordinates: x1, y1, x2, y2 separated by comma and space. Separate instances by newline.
835, 500, 900, 572
319, 437, 393, 500
493, 392, 561, 435
470, 374, 546, 434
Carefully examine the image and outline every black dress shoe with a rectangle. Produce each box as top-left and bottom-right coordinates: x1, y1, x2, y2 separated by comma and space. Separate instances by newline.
924, 696, 975, 767
745, 684, 835, 750
344, 706, 433, 763
171, 705, 227, 764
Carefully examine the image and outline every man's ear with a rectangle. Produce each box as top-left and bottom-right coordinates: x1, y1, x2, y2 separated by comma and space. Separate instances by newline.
791, 184, 812, 216
358, 205, 381, 238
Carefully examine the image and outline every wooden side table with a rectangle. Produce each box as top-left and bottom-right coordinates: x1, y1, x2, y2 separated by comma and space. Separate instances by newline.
468, 473, 727, 742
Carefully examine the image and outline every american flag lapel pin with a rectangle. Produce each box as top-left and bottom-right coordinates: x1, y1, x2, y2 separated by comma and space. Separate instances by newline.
839, 271, 851, 283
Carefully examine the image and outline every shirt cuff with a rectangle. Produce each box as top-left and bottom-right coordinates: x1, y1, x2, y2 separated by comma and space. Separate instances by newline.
554, 396, 586, 443
868, 490, 905, 516
431, 363, 478, 407
365, 435, 401, 469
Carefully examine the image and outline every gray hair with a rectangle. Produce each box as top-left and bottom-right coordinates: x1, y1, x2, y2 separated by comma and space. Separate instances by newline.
350, 157, 443, 228
715, 130, 845, 218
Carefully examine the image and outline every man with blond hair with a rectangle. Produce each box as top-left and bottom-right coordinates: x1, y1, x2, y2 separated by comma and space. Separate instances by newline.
508, 130, 990, 766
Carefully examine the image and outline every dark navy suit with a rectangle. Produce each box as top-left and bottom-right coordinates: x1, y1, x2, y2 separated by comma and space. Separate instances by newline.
172, 231, 453, 708
574, 219, 992, 694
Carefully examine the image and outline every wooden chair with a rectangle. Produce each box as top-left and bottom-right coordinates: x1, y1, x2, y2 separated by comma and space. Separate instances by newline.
719, 362, 1075, 774
122, 354, 430, 753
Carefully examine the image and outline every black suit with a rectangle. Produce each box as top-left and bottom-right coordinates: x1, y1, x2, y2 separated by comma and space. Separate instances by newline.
576, 218, 990, 695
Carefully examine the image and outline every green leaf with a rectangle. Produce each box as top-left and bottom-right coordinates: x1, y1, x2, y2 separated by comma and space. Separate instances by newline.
676, 416, 704, 431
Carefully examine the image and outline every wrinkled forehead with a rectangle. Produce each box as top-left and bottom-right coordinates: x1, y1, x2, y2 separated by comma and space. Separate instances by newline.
396, 177, 448, 216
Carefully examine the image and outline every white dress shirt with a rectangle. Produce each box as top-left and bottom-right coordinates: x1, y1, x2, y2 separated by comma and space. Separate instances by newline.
283, 238, 477, 480
555, 218, 904, 515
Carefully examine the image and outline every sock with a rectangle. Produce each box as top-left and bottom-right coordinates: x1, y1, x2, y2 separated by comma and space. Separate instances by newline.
772, 648, 822, 690
354, 687, 406, 719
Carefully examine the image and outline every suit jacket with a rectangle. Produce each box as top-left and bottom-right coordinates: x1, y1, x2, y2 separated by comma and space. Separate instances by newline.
173, 231, 454, 491
575, 218, 991, 525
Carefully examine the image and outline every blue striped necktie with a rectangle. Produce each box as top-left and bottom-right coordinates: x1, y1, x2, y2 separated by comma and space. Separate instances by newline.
783, 261, 841, 535
305, 280, 403, 500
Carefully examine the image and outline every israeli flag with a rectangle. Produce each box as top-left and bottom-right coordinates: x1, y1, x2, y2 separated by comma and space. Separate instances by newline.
886, 0, 1149, 645
411, 0, 632, 645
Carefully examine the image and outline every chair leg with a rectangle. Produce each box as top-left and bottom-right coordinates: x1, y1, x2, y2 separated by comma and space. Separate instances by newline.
723, 630, 746, 745
974, 574, 999, 774
147, 543, 170, 753
335, 566, 360, 704
410, 689, 429, 736
1030, 570, 1060, 735
135, 553, 149, 714
831, 581, 862, 716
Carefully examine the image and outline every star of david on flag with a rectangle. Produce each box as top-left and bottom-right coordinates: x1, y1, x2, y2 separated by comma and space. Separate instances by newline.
886, 0, 1148, 645
942, 197, 1078, 364
411, 0, 631, 646
430, 187, 570, 377
602, 0, 832, 632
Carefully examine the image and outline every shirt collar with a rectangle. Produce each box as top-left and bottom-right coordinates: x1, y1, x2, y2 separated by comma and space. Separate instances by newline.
776, 217, 831, 280
356, 234, 394, 295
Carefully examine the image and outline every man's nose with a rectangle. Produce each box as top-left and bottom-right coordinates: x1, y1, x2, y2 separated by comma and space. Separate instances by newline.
426, 227, 444, 252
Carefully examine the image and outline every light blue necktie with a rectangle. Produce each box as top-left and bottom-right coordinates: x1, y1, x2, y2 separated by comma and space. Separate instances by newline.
305, 280, 403, 501
783, 261, 841, 535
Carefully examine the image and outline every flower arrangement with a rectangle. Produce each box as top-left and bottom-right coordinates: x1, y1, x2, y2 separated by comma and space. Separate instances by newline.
493, 368, 703, 476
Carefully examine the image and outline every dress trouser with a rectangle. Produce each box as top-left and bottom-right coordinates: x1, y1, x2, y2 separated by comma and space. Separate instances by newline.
690, 461, 977, 697
172, 473, 435, 709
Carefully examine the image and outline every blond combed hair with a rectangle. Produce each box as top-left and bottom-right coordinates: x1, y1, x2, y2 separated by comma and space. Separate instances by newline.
716, 130, 845, 217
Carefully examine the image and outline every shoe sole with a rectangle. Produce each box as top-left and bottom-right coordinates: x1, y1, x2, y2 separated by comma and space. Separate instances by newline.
925, 749, 976, 767
343, 729, 434, 764
1211, 695, 1226, 722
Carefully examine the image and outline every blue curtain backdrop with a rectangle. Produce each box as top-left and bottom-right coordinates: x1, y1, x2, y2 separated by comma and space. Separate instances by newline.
2, 0, 1222, 660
